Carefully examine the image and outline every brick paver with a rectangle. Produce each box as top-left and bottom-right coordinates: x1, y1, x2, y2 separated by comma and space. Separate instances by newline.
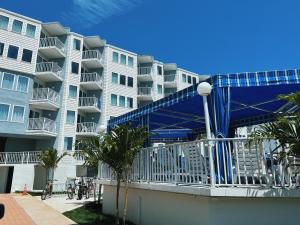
0, 194, 35, 225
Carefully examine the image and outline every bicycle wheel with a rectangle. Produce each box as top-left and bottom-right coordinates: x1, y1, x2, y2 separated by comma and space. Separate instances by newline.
78, 188, 83, 200
86, 188, 90, 199
67, 187, 74, 199
41, 190, 47, 200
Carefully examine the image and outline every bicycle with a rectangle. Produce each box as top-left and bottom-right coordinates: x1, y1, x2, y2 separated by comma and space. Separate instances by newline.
67, 178, 79, 200
41, 179, 57, 200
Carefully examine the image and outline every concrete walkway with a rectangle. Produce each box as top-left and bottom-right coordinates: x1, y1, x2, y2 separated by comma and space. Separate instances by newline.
13, 194, 77, 225
0, 194, 35, 225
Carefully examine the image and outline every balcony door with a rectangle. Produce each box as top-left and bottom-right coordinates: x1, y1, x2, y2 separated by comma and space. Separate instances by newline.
0, 137, 7, 153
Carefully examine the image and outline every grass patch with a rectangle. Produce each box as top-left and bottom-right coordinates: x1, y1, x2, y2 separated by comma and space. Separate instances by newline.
63, 202, 135, 225
15, 191, 42, 196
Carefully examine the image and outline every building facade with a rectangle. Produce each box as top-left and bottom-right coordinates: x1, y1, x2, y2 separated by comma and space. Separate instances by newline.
0, 8, 207, 193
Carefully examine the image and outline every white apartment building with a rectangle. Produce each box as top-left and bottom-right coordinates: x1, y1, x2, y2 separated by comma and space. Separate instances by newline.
0, 8, 206, 193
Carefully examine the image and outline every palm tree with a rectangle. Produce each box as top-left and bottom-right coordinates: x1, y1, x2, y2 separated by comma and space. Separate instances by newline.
38, 148, 68, 184
250, 92, 300, 158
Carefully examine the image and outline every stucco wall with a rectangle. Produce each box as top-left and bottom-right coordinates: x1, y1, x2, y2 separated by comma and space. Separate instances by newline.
102, 184, 300, 225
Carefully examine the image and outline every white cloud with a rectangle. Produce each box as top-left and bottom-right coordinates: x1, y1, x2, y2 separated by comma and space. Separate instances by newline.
62, 0, 141, 28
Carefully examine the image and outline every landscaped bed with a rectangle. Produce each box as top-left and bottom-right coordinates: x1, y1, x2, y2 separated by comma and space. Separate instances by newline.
63, 202, 135, 225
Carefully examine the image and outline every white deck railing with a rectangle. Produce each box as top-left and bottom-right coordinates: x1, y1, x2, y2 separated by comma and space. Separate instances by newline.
36, 62, 63, 78
0, 151, 41, 164
78, 97, 101, 109
138, 87, 152, 95
77, 122, 97, 133
81, 72, 103, 85
32, 88, 60, 105
82, 50, 102, 60
99, 138, 300, 188
138, 67, 152, 75
39, 37, 65, 52
28, 117, 56, 133
164, 74, 177, 82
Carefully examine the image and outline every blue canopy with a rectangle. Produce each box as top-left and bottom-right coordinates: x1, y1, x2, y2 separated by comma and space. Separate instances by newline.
108, 69, 300, 134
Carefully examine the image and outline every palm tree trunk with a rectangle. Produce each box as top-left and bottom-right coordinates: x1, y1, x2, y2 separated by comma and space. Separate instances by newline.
97, 183, 102, 204
115, 177, 121, 225
122, 180, 129, 225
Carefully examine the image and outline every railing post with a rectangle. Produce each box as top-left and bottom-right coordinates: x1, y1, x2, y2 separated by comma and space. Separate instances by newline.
21, 152, 25, 164
4, 153, 7, 164
27, 152, 29, 164
208, 140, 215, 186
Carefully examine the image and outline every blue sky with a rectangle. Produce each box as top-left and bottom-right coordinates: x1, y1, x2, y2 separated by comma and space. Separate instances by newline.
1, 0, 300, 75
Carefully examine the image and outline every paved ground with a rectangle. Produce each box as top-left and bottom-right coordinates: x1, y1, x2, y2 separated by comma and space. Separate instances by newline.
0, 194, 35, 225
36, 195, 93, 213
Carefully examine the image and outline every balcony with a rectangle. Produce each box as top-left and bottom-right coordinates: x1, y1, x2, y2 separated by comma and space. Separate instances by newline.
26, 117, 56, 137
164, 74, 177, 87
39, 37, 65, 59
80, 72, 103, 90
82, 50, 103, 68
0, 151, 42, 165
78, 97, 101, 113
35, 62, 63, 82
76, 122, 98, 137
138, 87, 153, 101
137, 67, 153, 81
30, 88, 60, 111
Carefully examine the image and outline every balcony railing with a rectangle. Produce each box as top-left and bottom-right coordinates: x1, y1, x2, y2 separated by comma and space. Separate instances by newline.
138, 87, 152, 95
39, 37, 65, 52
32, 88, 60, 105
78, 97, 101, 109
81, 72, 103, 85
36, 62, 63, 78
0, 151, 42, 164
164, 74, 177, 82
138, 67, 152, 75
99, 138, 300, 188
28, 117, 56, 133
77, 122, 97, 133
82, 50, 102, 60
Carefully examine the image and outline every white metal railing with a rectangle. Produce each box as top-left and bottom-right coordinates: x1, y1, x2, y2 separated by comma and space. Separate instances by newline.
99, 138, 300, 188
81, 72, 103, 87
32, 88, 60, 105
78, 97, 101, 109
39, 37, 65, 52
0, 151, 42, 164
138, 67, 152, 75
77, 122, 97, 133
138, 87, 152, 95
82, 50, 102, 60
28, 117, 56, 133
164, 74, 177, 82
36, 62, 63, 78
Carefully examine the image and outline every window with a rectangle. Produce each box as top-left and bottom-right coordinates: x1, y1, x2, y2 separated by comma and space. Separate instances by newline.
22, 49, 33, 63
64, 137, 73, 151
157, 66, 162, 75
128, 56, 134, 67
73, 39, 81, 50
7, 45, 19, 59
66, 111, 75, 124
112, 72, 118, 84
0, 15, 9, 30
12, 106, 25, 123
120, 75, 126, 85
119, 96, 125, 107
127, 97, 133, 108
157, 85, 163, 94
112, 51, 118, 63
127, 77, 133, 87
120, 54, 126, 65
71, 62, 79, 74
1, 73, 14, 90
187, 76, 192, 84
0, 42, 4, 56
26, 24, 36, 38
111, 94, 117, 106
69, 85, 77, 98
0, 103, 9, 121
192, 77, 197, 84
12, 19, 23, 34
182, 74, 187, 83
17, 76, 29, 92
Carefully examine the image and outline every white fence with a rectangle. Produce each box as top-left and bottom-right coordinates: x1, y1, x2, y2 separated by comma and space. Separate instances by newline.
81, 72, 103, 85
78, 97, 101, 109
39, 37, 65, 52
82, 50, 102, 60
138, 87, 152, 95
99, 138, 300, 188
77, 122, 97, 133
164, 74, 177, 82
36, 62, 63, 78
138, 67, 152, 75
0, 151, 41, 164
28, 117, 56, 133
32, 88, 60, 105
